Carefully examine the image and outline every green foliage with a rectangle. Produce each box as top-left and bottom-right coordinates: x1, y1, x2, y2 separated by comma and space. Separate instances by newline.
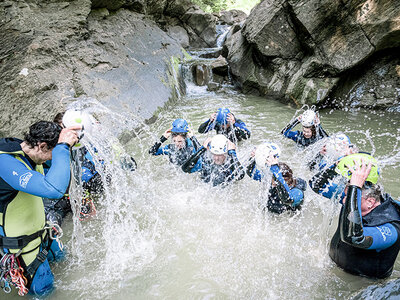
227, 0, 261, 14
192, 0, 233, 12
192, 0, 260, 13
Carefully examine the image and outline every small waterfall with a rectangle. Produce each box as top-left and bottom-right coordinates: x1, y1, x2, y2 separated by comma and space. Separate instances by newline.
216, 24, 231, 48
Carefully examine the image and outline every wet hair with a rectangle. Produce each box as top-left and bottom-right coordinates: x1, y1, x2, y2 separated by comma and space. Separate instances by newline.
53, 111, 65, 125
362, 184, 383, 203
171, 132, 187, 138
303, 125, 317, 138
278, 162, 295, 187
24, 121, 62, 149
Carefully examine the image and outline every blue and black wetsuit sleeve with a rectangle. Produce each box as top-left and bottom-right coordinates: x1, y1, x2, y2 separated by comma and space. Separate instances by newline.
317, 124, 329, 138
233, 119, 250, 140
307, 152, 324, 171
309, 164, 339, 198
182, 147, 206, 173
340, 185, 399, 250
198, 120, 214, 134
190, 136, 202, 151
0, 144, 71, 199
281, 119, 301, 142
271, 165, 303, 206
149, 135, 168, 156
227, 150, 245, 181
246, 159, 263, 181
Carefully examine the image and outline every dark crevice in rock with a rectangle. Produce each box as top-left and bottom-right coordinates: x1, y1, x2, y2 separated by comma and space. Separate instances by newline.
358, 23, 376, 51
324, 47, 400, 109
283, 1, 314, 58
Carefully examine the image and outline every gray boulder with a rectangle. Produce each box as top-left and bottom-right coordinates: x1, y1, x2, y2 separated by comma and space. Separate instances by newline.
227, 0, 400, 108
167, 25, 190, 48
218, 9, 247, 25
0, 1, 186, 137
182, 8, 218, 47
242, 0, 303, 59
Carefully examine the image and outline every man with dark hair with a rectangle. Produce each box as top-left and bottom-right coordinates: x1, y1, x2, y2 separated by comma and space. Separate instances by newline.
0, 121, 79, 296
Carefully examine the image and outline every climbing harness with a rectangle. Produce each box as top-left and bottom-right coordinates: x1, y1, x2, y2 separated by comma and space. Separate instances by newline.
0, 222, 62, 296
79, 191, 97, 221
0, 254, 29, 296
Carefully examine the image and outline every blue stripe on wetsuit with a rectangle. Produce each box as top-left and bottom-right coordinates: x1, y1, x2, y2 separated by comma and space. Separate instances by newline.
81, 151, 98, 183
282, 129, 301, 143
0, 144, 70, 199
270, 165, 303, 207
233, 121, 250, 134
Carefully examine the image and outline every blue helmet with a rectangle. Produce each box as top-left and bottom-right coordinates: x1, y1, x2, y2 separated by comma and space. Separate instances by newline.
171, 118, 189, 133
216, 108, 230, 125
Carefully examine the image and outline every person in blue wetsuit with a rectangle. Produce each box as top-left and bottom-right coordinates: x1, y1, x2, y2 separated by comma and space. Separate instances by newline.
198, 108, 250, 143
149, 119, 201, 171
0, 121, 79, 296
281, 109, 328, 148
328, 157, 400, 279
43, 112, 105, 223
182, 134, 245, 187
247, 142, 306, 214
307, 133, 356, 172
309, 134, 358, 200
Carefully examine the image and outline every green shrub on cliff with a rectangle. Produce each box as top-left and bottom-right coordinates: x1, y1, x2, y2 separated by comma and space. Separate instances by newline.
192, 0, 259, 13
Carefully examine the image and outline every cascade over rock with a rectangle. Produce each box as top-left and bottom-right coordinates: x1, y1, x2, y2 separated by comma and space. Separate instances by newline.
225, 0, 400, 109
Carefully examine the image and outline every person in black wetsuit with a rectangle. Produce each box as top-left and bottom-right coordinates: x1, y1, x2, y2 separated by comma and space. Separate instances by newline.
247, 142, 306, 214
182, 134, 245, 186
198, 107, 250, 143
149, 119, 201, 171
330, 159, 400, 278
281, 109, 328, 148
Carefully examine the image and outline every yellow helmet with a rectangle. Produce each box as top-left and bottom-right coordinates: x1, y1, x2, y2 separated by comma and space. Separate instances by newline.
335, 153, 379, 184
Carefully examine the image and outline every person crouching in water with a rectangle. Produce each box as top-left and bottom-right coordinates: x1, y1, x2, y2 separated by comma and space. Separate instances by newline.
281, 109, 328, 148
247, 142, 306, 214
149, 119, 201, 171
182, 134, 245, 186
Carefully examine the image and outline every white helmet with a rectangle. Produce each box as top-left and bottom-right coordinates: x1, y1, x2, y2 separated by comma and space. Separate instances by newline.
325, 133, 352, 160
62, 109, 95, 149
301, 110, 317, 127
209, 135, 229, 155
255, 142, 281, 169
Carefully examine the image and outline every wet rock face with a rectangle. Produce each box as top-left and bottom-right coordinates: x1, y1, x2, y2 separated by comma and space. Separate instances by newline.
164, 0, 217, 48
328, 50, 400, 109
218, 9, 247, 25
0, 1, 185, 137
226, 0, 400, 108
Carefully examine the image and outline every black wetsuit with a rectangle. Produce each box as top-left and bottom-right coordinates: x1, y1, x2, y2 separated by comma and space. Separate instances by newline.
330, 187, 400, 279
247, 160, 306, 214
149, 136, 201, 167
182, 147, 245, 186
198, 118, 250, 143
281, 119, 328, 148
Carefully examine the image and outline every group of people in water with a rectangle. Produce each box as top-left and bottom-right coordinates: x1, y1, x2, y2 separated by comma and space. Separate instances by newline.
0, 105, 399, 296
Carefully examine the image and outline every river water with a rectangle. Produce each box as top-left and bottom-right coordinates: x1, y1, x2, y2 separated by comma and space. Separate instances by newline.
5, 68, 400, 299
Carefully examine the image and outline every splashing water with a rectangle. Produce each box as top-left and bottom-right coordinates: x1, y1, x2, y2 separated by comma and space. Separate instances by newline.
4, 90, 400, 299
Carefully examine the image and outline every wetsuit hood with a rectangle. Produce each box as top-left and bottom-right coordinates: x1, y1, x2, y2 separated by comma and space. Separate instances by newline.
0, 138, 23, 152
363, 194, 400, 227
